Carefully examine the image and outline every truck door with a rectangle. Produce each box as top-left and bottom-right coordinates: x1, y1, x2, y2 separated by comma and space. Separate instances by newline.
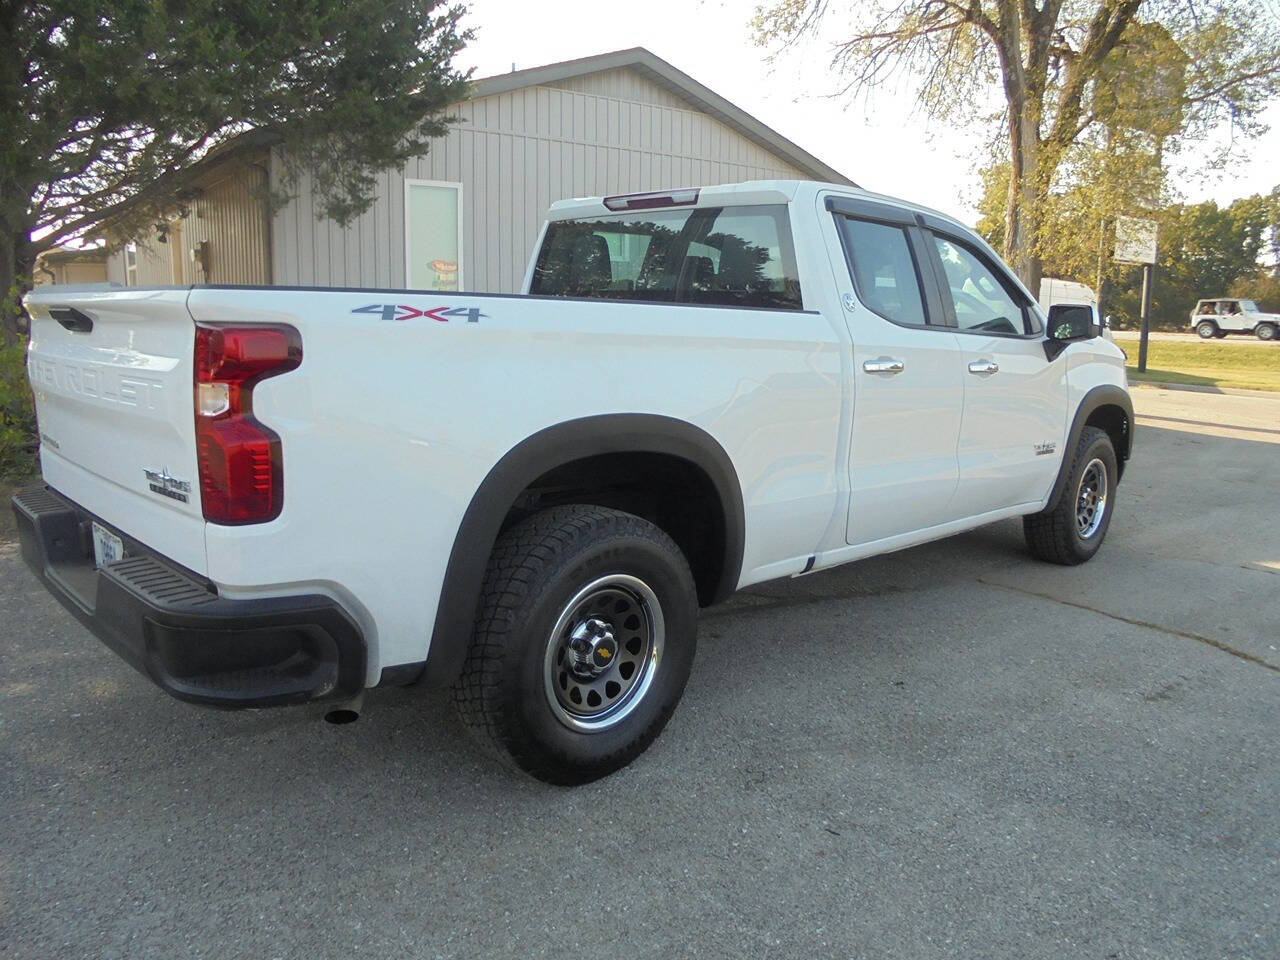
825, 199, 966, 545
923, 230, 1067, 516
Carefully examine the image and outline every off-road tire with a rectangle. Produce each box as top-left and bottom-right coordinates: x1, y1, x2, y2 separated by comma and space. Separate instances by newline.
1256, 323, 1277, 342
1023, 426, 1118, 566
453, 505, 698, 785
1196, 321, 1218, 339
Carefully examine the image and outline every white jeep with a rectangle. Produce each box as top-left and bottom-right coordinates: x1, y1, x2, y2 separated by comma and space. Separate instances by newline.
1190, 298, 1279, 341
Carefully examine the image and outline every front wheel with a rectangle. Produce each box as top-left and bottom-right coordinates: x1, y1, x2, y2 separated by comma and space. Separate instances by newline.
1023, 426, 1118, 565
453, 505, 698, 784
1196, 321, 1218, 339
1256, 323, 1277, 342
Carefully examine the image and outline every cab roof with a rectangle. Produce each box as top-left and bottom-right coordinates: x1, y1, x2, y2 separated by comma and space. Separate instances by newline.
544, 180, 973, 236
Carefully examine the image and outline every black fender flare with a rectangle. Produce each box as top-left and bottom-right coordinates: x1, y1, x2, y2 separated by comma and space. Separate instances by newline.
1045, 384, 1134, 510
415, 414, 746, 688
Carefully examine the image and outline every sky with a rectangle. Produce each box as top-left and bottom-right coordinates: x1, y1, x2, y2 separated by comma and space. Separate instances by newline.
455, 0, 1280, 226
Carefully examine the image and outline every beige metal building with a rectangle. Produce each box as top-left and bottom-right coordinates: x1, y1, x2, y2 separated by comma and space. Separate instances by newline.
107, 47, 851, 294
34, 248, 109, 286
104, 137, 273, 288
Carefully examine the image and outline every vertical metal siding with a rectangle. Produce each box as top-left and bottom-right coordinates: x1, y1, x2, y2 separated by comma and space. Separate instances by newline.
272, 66, 812, 294
133, 239, 172, 286
547, 65, 701, 109
126, 164, 270, 286
104, 250, 127, 285
184, 165, 270, 285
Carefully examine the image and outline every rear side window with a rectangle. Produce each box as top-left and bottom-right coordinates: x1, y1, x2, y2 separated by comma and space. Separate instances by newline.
529, 204, 802, 310
837, 217, 929, 327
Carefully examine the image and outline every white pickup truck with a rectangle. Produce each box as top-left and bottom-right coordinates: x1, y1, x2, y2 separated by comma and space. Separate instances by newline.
15, 181, 1133, 783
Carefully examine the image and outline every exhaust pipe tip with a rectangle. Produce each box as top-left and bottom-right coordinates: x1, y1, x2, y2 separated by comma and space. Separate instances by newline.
324, 691, 364, 725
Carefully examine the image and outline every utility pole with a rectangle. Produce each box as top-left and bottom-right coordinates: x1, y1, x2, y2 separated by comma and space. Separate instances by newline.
1116, 215, 1159, 371
1137, 262, 1154, 373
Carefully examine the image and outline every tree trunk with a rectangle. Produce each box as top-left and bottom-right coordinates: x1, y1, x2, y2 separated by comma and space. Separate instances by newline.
1, 232, 18, 347
1004, 110, 1045, 294
1271, 218, 1280, 281
0, 226, 33, 346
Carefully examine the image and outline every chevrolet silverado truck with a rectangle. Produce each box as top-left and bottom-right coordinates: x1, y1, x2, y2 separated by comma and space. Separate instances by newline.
14, 181, 1133, 784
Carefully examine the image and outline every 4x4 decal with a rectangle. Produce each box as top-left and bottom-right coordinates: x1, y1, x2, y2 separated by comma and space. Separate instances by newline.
351, 304, 487, 323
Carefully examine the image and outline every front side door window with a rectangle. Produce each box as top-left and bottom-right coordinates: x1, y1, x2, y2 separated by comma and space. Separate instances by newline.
932, 236, 1033, 336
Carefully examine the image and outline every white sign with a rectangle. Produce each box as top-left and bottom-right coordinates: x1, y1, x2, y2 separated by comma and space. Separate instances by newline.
1114, 217, 1158, 265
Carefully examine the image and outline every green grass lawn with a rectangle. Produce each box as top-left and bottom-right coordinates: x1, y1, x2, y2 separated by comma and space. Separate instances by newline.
1125, 340, 1280, 392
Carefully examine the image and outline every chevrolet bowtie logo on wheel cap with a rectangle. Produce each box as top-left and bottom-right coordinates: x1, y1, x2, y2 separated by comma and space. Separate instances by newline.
590, 640, 616, 669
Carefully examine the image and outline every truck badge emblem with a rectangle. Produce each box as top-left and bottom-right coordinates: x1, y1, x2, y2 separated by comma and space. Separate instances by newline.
351, 304, 487, 323
1033, 442, 1056, 457
144, 467, 192, 503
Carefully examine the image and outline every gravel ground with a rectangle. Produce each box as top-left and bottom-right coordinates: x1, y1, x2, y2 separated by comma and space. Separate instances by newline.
1, 386, 1276, 960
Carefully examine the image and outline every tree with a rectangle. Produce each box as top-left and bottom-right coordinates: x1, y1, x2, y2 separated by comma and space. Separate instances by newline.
752, 1, 1280, 289
978, 168, 1275, 328
974, 142, 1164, 289
1261, 185, 1280, 279
1231, 270, 1280, 313
1, 0, 472, 339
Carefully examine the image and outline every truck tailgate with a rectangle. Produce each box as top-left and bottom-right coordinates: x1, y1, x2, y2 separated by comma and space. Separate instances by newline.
24, 287, 207, 574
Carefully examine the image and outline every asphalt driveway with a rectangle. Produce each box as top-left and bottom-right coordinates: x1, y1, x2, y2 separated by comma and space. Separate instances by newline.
2, 386, 1277, 959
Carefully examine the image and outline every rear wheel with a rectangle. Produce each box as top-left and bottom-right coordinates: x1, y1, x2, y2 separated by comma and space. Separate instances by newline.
1196, 321, 1218, 339
1023, 426, 1118, 565
453, 505, 698, 784
1256, 323, 1277, 342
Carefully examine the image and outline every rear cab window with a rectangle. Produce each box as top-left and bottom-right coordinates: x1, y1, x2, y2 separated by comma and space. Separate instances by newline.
529, 204, 802, 310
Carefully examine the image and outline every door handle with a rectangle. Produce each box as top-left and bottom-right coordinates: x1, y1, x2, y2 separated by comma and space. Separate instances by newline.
50, 307, 93, 333
863, 357, 905, 374
968, 359, 999, 375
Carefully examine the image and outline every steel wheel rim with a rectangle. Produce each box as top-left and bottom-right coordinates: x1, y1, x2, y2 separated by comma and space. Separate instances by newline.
543, 574, 664, 732
1076, 457, 1109, 539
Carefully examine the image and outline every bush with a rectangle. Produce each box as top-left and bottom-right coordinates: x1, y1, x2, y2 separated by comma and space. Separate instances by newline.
0, 337, 38, 483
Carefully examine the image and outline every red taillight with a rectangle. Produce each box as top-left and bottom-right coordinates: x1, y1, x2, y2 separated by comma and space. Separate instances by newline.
194, 324, 301, 524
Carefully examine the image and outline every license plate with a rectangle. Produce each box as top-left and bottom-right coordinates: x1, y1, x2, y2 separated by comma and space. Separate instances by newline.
91, 522, 123, 568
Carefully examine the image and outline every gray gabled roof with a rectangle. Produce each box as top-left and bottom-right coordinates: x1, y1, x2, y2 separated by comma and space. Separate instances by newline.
471, 47, 856, 187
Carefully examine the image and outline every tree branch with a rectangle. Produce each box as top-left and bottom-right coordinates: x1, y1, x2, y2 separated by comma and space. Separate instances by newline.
1046, 0, 1142, 150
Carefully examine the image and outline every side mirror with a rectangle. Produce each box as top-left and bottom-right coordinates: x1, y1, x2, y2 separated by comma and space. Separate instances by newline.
1044, 304, 1101, 360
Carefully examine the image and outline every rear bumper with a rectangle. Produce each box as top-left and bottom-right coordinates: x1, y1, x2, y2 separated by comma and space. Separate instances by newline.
11, 485, 366, 708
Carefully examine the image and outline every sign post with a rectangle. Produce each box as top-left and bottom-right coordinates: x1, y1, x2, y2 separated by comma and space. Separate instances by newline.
1114, 217, 1159, 372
